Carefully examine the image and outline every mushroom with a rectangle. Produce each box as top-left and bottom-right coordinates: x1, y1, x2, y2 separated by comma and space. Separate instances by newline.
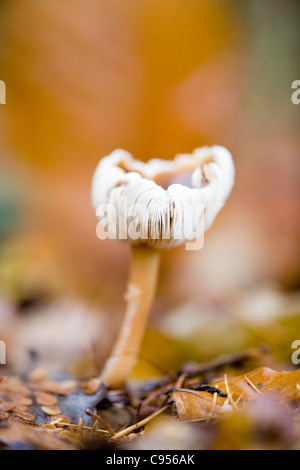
92, 146, 235, 388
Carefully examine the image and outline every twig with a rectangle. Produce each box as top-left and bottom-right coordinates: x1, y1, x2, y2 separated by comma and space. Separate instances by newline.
134, 402, 142, 425
112, 405, 168, 440
243, 374, 264, 396
92, 420, 99, 433
175, 373, 186, 389
86, 409, 115, 436
235, 393, 243, 405
51, 421, 108, 433
224, 374, 239, 410
141, 382, 174, 406
221, 397, 230, 411
77, 417, 83, 436
173, 388, 218, 400
209, 392, 218, 419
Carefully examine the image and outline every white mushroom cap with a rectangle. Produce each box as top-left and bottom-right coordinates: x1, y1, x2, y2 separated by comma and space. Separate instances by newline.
92, 146, 235, 250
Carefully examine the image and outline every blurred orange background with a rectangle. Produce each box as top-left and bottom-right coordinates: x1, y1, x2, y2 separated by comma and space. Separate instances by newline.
0, 0, 299, 375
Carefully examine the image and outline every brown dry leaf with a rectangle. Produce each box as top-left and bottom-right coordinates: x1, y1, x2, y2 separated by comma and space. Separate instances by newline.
15, 397, 33, 406
34, 378, 78, 396
0, 376, 30, 398
41, 405, 62, 416
81, 377, 101, 395
34, 392, 58, 406
0, 422, 75, 450
215, 367, 300, 403
12, 405, 29, 414
56, 380, 78, 395
51, 415, 72, 426
7, 416, 27, 425
28, 368, 47, 383
40, 423, 57, 430
13, 411, 36, 423
0, 401, 16, 412
173, 389, 227, 421
173, 367, 300, 421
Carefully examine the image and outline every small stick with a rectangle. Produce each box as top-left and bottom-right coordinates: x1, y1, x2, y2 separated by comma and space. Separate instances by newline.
209, 392, 218, 419
243, 374, 264, 396
86, 409, 115, 436
235, 393, 243, 405
112, 405, 168, 440
224, 374, 239, 410
141, 382, 174, 406
51, 420, 108, 433
92, 420, 99, 433
175, 373, 186, 389
185, 418, 209, 423
77, 417, 84, 436
134, 402, 142, 425
173, 388, 220, 401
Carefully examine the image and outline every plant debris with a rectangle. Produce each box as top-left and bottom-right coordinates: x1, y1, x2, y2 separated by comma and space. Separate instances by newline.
0, 345, 299, 450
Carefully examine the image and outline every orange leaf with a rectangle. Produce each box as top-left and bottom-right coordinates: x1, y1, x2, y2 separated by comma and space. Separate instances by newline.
173, 367, 300, 420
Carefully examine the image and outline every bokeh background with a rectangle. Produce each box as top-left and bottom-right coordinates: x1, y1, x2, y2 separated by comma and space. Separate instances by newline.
0, 0, 299, 378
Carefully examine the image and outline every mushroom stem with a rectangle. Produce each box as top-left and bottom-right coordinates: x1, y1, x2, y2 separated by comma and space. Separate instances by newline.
101, 245, 160, 388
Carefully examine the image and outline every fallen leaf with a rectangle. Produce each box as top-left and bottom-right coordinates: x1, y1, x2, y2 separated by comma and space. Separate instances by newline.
173, 367, 300, 420
12, 405, 29, 414
81, 377, 102, 395
173, 389, 227, 420
34, 392, 58, 406
13, 411, 36, 423
0, 401, 16, 412
0, 422, 75, 450
41, 405, 62, 416
215, 367, 300, 403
